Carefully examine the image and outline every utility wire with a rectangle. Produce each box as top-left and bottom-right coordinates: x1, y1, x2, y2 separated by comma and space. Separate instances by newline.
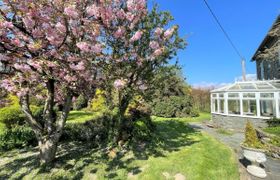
202, 0, 244, 60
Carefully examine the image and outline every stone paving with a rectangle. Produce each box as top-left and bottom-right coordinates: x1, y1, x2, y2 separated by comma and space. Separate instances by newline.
189, 122, 280, 180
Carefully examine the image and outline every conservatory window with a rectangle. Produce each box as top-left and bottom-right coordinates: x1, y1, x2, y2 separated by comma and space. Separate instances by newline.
243, 100, 257, 116
260, 100, 276, 117
212, 99, 218, 113
228, 100, 240, 115
212, 94, 217, 98
260, 93, 274, 98
243, 93, 255, 98
228, 93, 239, 98
219, 99, 225, 113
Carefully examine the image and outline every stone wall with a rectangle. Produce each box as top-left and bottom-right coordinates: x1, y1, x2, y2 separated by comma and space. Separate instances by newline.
211, 114, 268, 132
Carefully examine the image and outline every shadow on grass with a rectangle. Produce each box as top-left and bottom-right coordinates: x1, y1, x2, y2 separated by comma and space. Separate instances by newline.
0, 119, 199, 179
104, 120, 199, 177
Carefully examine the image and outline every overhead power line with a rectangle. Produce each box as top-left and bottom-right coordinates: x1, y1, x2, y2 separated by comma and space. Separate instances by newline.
202, 0, 243, 60
203, 0, 247, 81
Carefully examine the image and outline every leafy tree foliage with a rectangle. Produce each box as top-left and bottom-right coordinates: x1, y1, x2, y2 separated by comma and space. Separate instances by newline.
149, 65, 197, 118
0, 0, 150, 164
100, 6, 186, 141
191, 88, 211, 112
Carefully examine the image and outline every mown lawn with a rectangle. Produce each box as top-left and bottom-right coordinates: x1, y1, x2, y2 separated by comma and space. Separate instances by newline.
0, 112, 239, 180
67, 111, 211, 124
263, 126, 280, 136
66, 110, 98, 124
151, 112, 211, 123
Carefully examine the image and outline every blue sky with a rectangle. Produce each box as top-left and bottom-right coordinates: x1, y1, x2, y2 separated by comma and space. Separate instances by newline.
149, 0, 279, 87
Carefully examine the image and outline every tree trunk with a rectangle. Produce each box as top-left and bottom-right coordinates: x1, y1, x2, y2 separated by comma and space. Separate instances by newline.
38, 137, 58, 164
117, 95, 130, 142
20, 88, 72, 165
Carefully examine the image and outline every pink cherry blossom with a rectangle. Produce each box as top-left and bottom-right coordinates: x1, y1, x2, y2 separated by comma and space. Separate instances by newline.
22, 17, 35, 28
164, 27, 175, 39
64, 6, 79, 19
149, 41, 159, 49
116, 9, 126, 20
91, 44, 103, 54
70, 61, 85, 71
154, 27, 163, 36
11, 38, 22, 47
153, 48, 164, 57
2, 21, 14, 28
114, 27, 125, 38
130, 31, 142, 42
126, 12, 135, 22
86, 4, 100, 17
76, 42, 91, 52
55, 22, 66, 33
114, 79, 126, 90
14, 63, 31, 71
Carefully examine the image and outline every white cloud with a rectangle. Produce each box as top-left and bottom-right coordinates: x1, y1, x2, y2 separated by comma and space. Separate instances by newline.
192, 74, 257, 90
192, 81, 231, 90
235, 74, 257, 81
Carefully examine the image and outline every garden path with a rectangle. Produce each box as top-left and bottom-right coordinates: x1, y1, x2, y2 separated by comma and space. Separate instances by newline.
189, 122, 280, 180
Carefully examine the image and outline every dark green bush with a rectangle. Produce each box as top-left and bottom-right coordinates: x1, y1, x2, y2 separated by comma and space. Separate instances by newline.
122, 108, 155, 142
151, 96, 195, 118
0, 104, 44, 129
61, 112, 113, 144
266, 117, 280, 127
0, 125, 36, 151
73, 94, 88, 110
131, 117, 154, 142
31, 106, 44, 120
0, 105, 25, 128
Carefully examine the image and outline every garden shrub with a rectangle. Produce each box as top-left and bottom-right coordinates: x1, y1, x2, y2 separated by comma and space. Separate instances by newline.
31, 105, 44, 120
91, 89, 107, 112
0, 105, 25, 129
151, 96, 195, 118
0, 103, 43, 129
73, 94, 88, 110
0, 123, 5, 134
61, 112, 113, 144
266, 117, 280, 127
122, 108, 155, 142
0, 125, 36, 151
243, 121, 264, 149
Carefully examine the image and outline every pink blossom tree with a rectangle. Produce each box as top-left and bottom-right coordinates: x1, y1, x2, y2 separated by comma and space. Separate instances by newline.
0, 0, 147, 164
101, 5, 186, 142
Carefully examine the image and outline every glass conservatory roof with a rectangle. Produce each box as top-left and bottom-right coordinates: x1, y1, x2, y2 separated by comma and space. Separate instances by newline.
211, 80, 280, 93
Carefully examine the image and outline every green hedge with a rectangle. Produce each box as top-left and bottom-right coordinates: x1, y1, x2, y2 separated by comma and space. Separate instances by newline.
266, 117, 280, 127
0, 105, 25, 129
151, 96, 198, 118
73, 94, 88, 110
0, 125, 37, 151
61, 112, 113, 144
0, 105, 44, 129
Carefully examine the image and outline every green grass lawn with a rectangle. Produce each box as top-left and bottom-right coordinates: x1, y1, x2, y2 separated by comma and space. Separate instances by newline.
0, 113, 239, 180
152, 112, 211, 123
66, 110, 99, 124
263, 126, 280, 136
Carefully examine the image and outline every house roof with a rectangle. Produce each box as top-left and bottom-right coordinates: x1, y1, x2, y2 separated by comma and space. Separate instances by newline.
252, 15, 280, 61
211, 80, 280, 93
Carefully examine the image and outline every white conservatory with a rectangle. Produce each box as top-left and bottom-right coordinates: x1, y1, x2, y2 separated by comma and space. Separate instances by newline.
211, 80, 280, 119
